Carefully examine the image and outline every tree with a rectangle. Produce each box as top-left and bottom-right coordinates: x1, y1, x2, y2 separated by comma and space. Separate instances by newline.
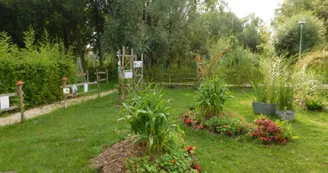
273, 12, 326, 56
237, 13, 262, 52
275, 0, 328, 39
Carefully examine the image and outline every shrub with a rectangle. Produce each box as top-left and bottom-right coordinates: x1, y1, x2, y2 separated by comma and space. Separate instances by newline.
292, 66, 326, 111
251, 115, 294, 145
196, 77, 232, 118
126, 147, 200, 173
206, 116, 248, 136
0, 30, 75, 107
305, 94, 325, 111
119, 85, 180, 154
273, 12, 326, 56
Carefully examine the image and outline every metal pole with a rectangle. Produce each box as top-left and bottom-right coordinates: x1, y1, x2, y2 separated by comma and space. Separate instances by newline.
299, 24, 303, 58
298, 20, 305, 58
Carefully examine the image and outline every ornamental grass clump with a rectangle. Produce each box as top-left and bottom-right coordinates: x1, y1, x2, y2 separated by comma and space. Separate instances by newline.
119, 85, 180, 155
196, 77, 232, 118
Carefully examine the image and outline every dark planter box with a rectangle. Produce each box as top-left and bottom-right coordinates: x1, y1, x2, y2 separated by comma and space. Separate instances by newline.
277, 110, 295, 121
252, 102, 277, 116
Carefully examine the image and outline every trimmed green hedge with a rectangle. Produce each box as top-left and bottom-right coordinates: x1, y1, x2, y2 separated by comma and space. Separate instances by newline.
0, 30, 75, 107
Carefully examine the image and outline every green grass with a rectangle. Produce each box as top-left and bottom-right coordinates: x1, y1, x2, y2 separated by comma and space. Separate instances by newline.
164, 87, 328, 173
0, 92, 129, 173
0, 87, 327, 172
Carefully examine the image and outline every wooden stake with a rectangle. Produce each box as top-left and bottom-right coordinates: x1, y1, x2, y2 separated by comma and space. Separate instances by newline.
106, 69, 109, 83
86, 70, 89, 82
121, 46, 126, 101
16, 81, 24, 123
62, 77, 68, 108
96, 69, 100, 98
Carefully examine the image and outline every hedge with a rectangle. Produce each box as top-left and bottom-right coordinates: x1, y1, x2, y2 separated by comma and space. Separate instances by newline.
0, 30, 75, 108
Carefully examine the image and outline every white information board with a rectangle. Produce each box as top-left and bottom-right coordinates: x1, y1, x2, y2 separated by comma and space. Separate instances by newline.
124, 71, 133, 79
0, 96, 10, 110
84, 83, 88, 92
63, 88, 70, 94
133, 61, 143, 68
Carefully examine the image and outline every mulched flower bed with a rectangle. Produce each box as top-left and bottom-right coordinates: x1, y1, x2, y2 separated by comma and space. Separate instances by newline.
92, 137, 146, 173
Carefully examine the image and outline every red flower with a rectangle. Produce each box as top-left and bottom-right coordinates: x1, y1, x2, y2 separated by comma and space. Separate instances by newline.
185, 119, 192, 124
194, 165, 201, 171
260, 137, 267, 141
199, 124, 204, 129
186, 146, 193, 151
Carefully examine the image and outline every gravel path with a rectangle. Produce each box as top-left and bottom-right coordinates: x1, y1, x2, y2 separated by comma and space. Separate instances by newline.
0, 89, 117, 126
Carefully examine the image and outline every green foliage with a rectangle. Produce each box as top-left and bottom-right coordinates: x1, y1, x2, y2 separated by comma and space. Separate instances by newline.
292, 64, 326, 110
275, 0, 328, 39
126, 149, 195, 173
278, 86, 294, 110
273, 12, 326, 56
305, 94, 325, 111
0, 31, 75, 107
206, 116, 248, 136
252, 57, 282, 104
119, 85, 180, 154
196, 77, 232, 118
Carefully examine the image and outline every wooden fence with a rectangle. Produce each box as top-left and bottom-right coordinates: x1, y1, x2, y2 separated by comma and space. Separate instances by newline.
61, 69, 109, 108
0, 81, 24, 122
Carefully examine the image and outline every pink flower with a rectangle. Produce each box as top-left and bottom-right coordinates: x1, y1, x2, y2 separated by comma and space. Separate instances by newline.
199, 124, 204, 129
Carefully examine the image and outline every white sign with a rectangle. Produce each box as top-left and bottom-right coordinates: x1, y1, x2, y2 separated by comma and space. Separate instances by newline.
84, 83, 88, 92
0, 96, 10, 110
72, 84, 78, 94
124, 71, 133, 79
134, 61, 143, 68
63, 88, 70, 94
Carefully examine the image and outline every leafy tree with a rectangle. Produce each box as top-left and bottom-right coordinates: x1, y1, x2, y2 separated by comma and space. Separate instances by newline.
275, 0, 328, 39
273, 12, 326, 56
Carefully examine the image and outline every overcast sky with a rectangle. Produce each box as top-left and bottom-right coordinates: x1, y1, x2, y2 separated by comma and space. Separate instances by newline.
226, 0, 284, 24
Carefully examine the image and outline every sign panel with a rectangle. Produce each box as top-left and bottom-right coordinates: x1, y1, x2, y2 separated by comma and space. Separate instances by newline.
134, 61, 143, 68
72, 84, 78, 94
0, 96, 9, 110
63, 88, 70, 94
84, 83, 88, 92
124, 71, 133, 79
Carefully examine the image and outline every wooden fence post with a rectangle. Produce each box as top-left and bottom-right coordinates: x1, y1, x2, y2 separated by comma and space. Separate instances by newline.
86, 70, 89, 82
96, 69, 100, 98
106, 69, 109, 83
62, 77, 68, 108
169, 74, 171, 85
16, 81, 24, 123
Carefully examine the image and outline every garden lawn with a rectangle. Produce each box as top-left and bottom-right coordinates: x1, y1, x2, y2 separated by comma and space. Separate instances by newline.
0, 87, 327, 172
0, 92, 130, 173
164, 87, 328, 173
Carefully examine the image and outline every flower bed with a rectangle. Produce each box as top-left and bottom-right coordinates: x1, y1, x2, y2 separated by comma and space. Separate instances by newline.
250, 115, 295, 145
181, 108, 249, 138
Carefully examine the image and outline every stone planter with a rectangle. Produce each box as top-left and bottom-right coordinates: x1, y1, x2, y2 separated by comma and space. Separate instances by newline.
277, 110, 295, 121
252, 102, 277, 116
